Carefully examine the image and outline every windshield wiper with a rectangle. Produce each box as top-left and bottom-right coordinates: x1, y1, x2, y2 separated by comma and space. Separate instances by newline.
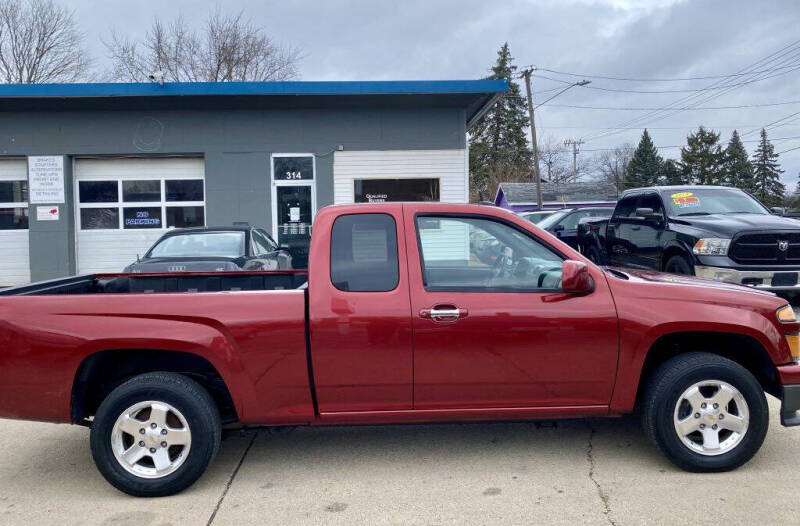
677, 212, 711, 216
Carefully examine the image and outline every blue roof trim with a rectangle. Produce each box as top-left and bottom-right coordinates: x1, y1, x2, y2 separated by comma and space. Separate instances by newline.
0, 79, 508, 98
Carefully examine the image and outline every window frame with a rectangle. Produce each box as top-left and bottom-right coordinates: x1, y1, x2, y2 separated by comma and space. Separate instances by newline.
414, 212, 567, 294
76, 177, 206, 231
329, 212, 400, 293
0, 179, 29, 231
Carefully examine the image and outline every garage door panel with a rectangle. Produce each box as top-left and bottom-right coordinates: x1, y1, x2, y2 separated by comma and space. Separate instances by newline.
75, 158, 205, 275
0, 159, 30, 286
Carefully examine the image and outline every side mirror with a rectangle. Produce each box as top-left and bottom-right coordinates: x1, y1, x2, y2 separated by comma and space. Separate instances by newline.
278, 244, 291, 251
635, 207, 663, 222
553, 224, 565, 233
562, 260, 593, 294
771, 207, 785, 216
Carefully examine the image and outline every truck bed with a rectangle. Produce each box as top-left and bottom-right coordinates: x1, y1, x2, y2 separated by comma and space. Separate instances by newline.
0, 270, 309, 296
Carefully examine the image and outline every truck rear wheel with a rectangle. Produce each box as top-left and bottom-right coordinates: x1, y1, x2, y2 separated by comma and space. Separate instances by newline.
90, 372, 221, 497
641, 353, 768, 472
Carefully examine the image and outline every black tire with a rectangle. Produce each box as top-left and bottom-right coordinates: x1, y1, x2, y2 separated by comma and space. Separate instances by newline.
641, 353, 768, 472
664, 253, 694, 275
90, 372, 221, 497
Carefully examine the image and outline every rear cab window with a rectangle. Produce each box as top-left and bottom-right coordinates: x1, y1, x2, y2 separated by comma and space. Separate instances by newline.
330, 214, 399, 292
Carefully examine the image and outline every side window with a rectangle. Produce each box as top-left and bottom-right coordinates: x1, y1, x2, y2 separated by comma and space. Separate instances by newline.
416, 216, 564, 292
638, 193, 664, 217
612, 195, 639, 218
331, 214, 399, 292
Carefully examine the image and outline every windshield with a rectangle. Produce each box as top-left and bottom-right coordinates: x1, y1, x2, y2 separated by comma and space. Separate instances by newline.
660, 188, 770, 216
522, 211, 555, 224
537, 210, 572, 229
148, 232, 245, 258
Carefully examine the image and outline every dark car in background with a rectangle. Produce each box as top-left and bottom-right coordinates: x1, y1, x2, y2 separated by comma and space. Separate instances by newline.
535, 207, 615, 250
123, 226, 292, 273
519, 209, 557, 224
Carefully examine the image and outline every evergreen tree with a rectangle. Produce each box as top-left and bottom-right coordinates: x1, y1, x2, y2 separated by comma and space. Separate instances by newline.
752, 128, 785, 207
722, 130, 755, 193
661, 159, 684, 185
679, 126, 725, 185
624, 129, 662, 189
469, 43, 532, 197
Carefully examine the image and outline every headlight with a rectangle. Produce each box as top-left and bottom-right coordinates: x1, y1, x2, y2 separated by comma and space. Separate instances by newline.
777, 304, 797, 323
693, 238, 731, 256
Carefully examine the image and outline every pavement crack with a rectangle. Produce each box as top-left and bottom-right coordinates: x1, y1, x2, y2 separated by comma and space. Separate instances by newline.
586, 424, 617, 526
206, 430, 258, 526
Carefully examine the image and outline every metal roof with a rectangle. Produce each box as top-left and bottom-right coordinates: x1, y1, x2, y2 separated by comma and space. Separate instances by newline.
0, 79, 508, 128
496, 182, 620, 205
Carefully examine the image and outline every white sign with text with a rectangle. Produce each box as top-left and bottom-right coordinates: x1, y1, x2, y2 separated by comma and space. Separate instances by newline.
36, 205, 60, 221
28, 156, 65, 204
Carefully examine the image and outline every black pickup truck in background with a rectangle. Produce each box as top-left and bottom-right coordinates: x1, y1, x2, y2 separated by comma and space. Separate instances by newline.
580, 185, 800, 294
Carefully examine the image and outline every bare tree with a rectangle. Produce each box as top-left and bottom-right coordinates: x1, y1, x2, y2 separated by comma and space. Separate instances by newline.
105, 9, 301, 82
537, 136, 573, 184
591, 144, 634, 195
0, 0, 91, 83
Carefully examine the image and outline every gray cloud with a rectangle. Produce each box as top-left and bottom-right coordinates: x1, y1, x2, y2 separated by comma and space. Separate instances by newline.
69, 0, 800, 186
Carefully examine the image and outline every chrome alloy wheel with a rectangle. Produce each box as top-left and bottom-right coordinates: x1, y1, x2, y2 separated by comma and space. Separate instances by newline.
110, 400, 192, 479
673, 380, 749, 456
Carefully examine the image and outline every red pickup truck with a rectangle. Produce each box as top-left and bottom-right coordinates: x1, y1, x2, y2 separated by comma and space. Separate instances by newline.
1, 202, 799, 497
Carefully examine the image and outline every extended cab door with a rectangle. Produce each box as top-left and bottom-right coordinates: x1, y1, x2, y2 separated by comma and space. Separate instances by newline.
404, 205, 619, 409
308, 206, 413, 412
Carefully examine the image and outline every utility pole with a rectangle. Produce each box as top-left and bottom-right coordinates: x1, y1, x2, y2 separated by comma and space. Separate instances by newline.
521, 68, 542, 210
564, 138, 585, 182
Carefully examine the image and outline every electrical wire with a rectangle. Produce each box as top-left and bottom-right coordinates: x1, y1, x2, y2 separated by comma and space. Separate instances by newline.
526, 63, 800, 82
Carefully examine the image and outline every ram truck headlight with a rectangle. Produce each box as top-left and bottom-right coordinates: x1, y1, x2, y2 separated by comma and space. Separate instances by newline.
693, 238, 731, 256
777, 305, 800, 364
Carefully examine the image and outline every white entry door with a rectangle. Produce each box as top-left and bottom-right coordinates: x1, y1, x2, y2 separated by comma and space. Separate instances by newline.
74, 157, 205, 274
0, 159, 30, 286
271, 154, 316, 269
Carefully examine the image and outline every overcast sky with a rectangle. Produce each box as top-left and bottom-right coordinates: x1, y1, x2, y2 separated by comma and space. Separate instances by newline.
70, 0, 800, 187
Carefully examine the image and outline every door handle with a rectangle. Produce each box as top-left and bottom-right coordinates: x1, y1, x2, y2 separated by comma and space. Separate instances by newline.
631, 226, 641, 231
419, 306, 468, 321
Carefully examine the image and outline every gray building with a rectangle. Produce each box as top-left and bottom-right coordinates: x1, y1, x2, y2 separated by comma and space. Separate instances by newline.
0, 80, 506, 284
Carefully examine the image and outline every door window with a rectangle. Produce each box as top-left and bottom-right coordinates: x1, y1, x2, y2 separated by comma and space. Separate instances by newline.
331, 214, 399, 292
612, 194, 639, 218
416, 216, 563, 292
637, 193, 665, 218
252, 229, 277, 255
560, 210, 592, 230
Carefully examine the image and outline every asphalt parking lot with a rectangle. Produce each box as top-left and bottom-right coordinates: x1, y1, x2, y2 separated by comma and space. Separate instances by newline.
0, 397, 798, 526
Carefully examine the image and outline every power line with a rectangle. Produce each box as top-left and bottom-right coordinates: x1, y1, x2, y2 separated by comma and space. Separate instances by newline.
741, 110, 800, 137
583, 39, 800, 143
778, 144, 800, 155
519, 99, 800, 111
528, 63, 800, 82
579, 134, 800, 152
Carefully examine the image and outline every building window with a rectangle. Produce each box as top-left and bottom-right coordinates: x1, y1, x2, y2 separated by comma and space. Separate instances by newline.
78, 178, 205, 230
0, 180, 28, 230
273, 156, 314, 181
354, 178, 440, 203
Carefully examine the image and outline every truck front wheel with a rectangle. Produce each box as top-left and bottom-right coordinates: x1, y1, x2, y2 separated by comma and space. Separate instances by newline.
664, 253, 694, 275
90, 372, 222, 497
641, 353, 768, 472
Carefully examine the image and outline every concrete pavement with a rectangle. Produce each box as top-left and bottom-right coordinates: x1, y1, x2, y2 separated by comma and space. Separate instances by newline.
1, 397, 798, 526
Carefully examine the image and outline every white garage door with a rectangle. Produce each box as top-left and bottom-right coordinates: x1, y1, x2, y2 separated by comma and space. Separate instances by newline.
0, 159, 30, 286
74, 157, 205, 274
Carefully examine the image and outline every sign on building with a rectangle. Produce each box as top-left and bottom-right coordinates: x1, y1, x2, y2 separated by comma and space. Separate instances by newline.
28, 156, 65, 204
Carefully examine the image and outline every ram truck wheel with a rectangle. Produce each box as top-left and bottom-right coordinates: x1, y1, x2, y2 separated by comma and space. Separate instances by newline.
664, 254, 694, 275
641, 352, 768, 472
90, 372, 221, 497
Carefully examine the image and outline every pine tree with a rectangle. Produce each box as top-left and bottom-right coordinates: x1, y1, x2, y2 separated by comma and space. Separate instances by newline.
679, 126, 725, 185
661, 159, 685, 185
752, 128, 785, 207
623, 129, 662, 189
468, 43, 532, 198
722, 130, 755, 193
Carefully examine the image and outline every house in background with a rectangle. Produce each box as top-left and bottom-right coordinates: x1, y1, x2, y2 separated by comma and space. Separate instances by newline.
494, 181, 619, 213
